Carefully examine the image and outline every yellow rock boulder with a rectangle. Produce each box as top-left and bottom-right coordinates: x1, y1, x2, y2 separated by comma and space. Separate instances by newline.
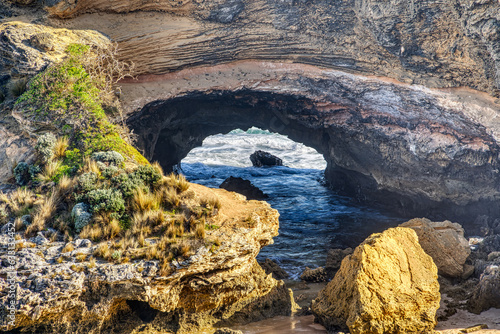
311, 227, 440, 334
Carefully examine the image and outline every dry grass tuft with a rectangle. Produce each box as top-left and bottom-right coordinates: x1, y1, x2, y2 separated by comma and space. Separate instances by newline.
62, 243, 74, 253
94, 243, 111, 259
54, 136, 69, 159
132, 189, 161, 213
39, 160, 63, 182
56, 175, 76, 196
164, 173, 190, 193
26, 192, 58, 236
82, 158, 101, 175
161, 187, 180, 208
194, 223, 206, 240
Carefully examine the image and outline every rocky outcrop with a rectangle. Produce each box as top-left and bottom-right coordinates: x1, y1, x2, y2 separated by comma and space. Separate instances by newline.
0, 21, 109, 87
311, 227, 440, 334
400, 218, 471, 278
250, 150, 283, 168
468, 265, 500, 314
219, 176, 268, 201
0, 184, 296, 333
479, 235, 500, 254
125, 62, 500, 233
0, 21, 110, 184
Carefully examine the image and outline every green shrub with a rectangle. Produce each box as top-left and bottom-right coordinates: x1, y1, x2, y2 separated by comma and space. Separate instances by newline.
78, 172, 99, 192
133, 165, 162, 189
86, 188, 125, 213
101, 165, 120, 179
35, 133, 57, 163
13, 162, 30, 186
72, 202, 92, 232
112, 172, 144, 198
91, 151, 124, 166
28, 165, 41, 180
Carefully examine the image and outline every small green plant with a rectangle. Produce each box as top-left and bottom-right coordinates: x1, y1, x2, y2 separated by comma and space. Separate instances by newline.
77, 172, 99, 192
85, 188, 125, 214
112, 172, 145, 198
133, 165, 162, 189
111, 250, 122, 261
13, 162, 30, 186
91, 151, 124, 166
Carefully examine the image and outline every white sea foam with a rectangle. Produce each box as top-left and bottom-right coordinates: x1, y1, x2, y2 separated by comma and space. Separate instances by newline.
182, 127, 327, 170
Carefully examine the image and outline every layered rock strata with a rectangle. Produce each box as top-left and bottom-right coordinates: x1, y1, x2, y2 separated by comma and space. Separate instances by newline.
42, 0, 500, 98
0, 185, 296, 333
311, 227, 440, 334
124, 61, 500, 233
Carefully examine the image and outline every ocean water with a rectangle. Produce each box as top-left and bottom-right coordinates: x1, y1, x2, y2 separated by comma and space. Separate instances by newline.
181, 128, 403, 279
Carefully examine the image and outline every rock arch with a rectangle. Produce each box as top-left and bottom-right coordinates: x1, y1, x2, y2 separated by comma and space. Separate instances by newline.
125, 62, 500, 234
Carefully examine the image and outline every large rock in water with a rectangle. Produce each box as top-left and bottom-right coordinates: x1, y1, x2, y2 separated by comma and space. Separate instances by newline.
219, 176, 268, 201
250, 150, 283, 167
311, 227, 440, 334
400, 218, 471, 278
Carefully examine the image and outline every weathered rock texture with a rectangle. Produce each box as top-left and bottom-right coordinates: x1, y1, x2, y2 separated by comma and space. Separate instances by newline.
0, 184, 296, 333
124, 61, 500, 233
250, 150, 283, 167
219, 176, 268, 201
325, 248, 353, 279
400, 218, 471, 278
468, 265, 500, 314
311, 227, 440, 334
48, 0, 500, 98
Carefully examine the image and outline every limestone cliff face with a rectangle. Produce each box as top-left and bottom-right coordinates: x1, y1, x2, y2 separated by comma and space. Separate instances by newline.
0, 184, 295, 333
41, 0, 500, 98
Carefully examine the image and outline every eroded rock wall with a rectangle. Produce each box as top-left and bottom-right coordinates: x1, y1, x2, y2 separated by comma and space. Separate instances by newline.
41, 0, 500, 98
0, 185, 295, 333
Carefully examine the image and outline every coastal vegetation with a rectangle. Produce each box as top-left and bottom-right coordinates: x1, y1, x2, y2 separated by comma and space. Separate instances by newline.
0, 43, 222, 274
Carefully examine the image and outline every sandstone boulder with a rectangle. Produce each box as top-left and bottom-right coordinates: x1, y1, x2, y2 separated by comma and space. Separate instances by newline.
400, 218, 470, 278
250, 150, 283, 167
468, 265, 500, 314
219, 176, 268, 200
311, 227, 440, 334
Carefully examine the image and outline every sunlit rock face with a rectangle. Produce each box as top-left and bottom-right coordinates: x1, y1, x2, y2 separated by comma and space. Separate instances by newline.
0, 184, 296, 333
311, 227, 440, 334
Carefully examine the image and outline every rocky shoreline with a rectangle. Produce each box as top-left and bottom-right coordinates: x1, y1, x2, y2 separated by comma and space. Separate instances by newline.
1, 0, 500, 333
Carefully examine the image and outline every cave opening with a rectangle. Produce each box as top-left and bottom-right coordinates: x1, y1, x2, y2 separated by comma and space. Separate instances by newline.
177, 127, 402, 278
127, 89, 500, 236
